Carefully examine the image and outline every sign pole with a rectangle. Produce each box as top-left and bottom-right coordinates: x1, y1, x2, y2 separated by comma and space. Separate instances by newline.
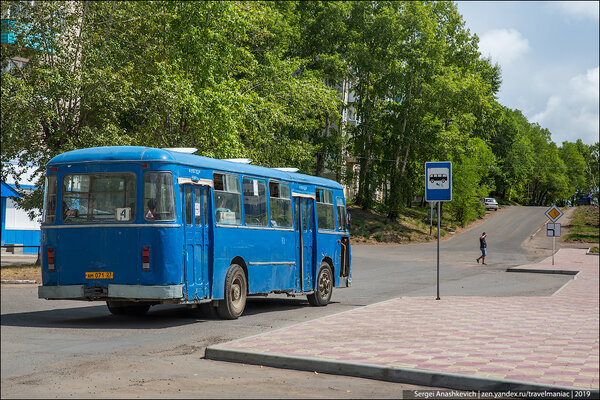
430, 202, 434, 236
552, 236, 555, 266
436, 201, 441, 300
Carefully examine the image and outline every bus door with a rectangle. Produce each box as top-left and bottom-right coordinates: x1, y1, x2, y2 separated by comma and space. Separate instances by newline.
182, 183, 210, 300
294, 196, 315, 292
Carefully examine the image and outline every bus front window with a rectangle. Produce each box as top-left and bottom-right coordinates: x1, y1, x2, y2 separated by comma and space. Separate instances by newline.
62, 173, 136, 223
143, 172, 175, 221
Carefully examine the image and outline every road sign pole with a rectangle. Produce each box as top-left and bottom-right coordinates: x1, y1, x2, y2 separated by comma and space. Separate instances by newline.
552, 236, 555, 266
430, 202, 434, 236
436, 201, 441, 300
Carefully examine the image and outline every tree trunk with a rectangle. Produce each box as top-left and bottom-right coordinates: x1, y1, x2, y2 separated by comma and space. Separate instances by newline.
387, 79, 413, 221
356, 77, 372, 210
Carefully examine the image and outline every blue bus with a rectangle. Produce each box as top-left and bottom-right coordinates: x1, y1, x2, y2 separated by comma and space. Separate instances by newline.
38, 146, 351, 319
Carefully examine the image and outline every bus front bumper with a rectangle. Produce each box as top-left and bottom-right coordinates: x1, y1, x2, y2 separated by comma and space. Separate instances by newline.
38, 284, 183, 300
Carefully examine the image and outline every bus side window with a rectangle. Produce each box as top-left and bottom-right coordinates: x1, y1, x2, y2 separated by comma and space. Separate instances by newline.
243, 177, 267, 227
213, 173, 241, 225
269, 181, 292, 228
316, 188, 335, 230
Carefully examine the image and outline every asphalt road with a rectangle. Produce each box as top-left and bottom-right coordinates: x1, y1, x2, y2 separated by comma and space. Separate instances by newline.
0, 206, 572, 398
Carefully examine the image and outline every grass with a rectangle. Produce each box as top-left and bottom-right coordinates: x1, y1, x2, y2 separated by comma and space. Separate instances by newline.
564, 206, 599, 244
1, 264, 41, 282
564, 233, 600, 242
348, 204, 460, 245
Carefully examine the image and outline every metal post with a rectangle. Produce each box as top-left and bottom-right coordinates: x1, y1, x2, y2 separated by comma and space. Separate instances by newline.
430, 202, 433, 236
552, 236, 555, 266
436, 201, 441, 300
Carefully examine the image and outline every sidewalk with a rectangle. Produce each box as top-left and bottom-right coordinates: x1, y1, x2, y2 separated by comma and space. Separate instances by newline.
206, 248, 599, 393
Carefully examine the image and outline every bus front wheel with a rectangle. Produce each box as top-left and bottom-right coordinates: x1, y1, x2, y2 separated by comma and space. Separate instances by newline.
106, 301, 150, 316
217, 264, 247, 319
307, 263, 333, 306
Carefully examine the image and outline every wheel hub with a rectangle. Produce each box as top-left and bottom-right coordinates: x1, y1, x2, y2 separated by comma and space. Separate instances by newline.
319, 272, 331, 295
232, 283, 241, 302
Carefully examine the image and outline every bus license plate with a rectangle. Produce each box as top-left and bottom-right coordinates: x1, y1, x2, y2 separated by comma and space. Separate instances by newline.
85, 272, 114, 279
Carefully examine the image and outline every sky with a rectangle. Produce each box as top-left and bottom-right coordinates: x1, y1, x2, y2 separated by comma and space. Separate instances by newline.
455, 1, 599, 146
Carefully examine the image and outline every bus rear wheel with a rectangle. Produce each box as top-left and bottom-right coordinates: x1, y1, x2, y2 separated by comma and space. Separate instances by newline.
217, 264, 247, 319
307, 263, 333, 306
106, 301, 150, 316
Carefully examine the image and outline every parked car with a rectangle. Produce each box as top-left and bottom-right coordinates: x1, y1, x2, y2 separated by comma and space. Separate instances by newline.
483, 197, 499, 211
577, 195, 593, 206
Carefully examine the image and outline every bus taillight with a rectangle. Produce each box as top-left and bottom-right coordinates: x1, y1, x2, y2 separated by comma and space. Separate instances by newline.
142, 246, 150, 270
48, 248, 55, 271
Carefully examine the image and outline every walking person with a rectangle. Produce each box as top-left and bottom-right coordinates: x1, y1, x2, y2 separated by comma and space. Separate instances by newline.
476, 232, 487, 265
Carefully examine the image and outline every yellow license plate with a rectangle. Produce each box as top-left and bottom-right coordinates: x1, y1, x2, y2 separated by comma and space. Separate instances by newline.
85, 272, 114, 279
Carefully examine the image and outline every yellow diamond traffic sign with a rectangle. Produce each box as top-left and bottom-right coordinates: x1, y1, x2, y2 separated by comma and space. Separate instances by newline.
545, 205, 563, 222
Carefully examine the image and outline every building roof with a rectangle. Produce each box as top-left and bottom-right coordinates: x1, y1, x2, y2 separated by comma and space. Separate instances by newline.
1, 181, 21, 198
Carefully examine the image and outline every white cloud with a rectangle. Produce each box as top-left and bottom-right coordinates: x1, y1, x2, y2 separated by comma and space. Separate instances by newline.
551, 2, 599, 21
531, 67, 599, 144
478, 28, 530, 67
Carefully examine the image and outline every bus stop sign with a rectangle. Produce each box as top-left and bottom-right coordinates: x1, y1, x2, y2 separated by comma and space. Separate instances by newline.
425, 162, 452, 202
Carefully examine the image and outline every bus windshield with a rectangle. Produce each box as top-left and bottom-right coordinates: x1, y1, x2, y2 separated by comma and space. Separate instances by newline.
62, 173, 136, 223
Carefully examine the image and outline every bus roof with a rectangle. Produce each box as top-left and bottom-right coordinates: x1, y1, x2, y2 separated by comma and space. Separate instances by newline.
48, 146, 343, 190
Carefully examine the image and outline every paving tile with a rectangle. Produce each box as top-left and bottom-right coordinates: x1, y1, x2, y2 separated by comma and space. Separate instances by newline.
209, 249, 599, 390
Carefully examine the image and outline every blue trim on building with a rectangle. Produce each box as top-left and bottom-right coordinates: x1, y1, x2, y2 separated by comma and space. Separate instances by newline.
2, 181, 39, 251
8, 183, 36, 190
1, 181, 21, 198
1, 197, 6, 246
2, 229, 41, 253
1, 19, 43, 49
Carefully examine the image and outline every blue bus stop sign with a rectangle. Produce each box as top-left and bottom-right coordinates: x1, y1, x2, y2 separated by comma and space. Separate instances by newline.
425, 162, 452, 202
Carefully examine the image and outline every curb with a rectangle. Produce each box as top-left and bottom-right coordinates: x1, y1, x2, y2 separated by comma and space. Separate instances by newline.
1, 279, 38, 284
505, 268, 578, 275
205, 346, 597, 395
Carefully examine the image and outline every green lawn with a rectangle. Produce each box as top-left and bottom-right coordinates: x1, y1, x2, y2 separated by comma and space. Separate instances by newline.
564, 206, 599, 244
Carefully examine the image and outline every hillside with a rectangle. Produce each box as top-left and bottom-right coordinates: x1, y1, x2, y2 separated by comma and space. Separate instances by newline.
348, 204, 486, 245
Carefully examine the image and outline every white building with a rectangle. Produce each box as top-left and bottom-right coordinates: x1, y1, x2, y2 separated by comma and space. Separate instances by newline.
1, 161, 41, 254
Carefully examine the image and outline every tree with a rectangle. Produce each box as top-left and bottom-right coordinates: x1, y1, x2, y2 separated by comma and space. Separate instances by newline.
1, 1, 342, 215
